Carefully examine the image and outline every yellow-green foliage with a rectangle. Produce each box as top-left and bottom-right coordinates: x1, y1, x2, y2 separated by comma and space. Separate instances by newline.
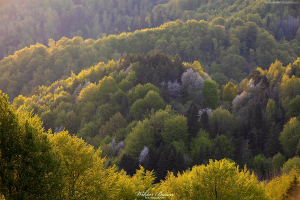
280, 74, 299, 110
183, 61, 206, 77
265, 168, 298, 200
114, 166, 156, 200
157, 159, 267, 200
49, 130, 156, 199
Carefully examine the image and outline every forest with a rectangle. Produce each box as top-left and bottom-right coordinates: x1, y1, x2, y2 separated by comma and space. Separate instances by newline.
1, 0, 300, 199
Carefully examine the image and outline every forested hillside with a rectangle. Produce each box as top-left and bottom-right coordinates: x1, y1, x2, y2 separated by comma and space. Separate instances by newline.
1, 0, 299, 60
1, 16, 300, 100
1, 0, 300, 199
9, 49, 300, 176
2, 52, 300, 199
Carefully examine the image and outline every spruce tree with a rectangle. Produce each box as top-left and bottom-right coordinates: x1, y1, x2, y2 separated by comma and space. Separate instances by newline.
250, 103, 265, 152
193, 144, 205, 166
157, 150, 168, 180
161, 84, 171, 103
167, 148, 177, 173
145, 146, 158, 172
200, 111, 209, 132
187, 102, 200, 139
251, 103, 263, 130
175, 150, 185, 173
119, 154, 139, 176
265, 124, 281, 157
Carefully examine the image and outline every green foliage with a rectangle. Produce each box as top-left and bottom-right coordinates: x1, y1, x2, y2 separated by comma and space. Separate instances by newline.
287, 95, 300, 119
186, 102, 200, 138
0, 91, 63, 199
119, 154, 139, 176
100, 135, 113, 147
96, 103, 120, 123
162, 115, 188, 144
190, 129, 212, 165
256, 31, 277, 54
282, 157, 300, 173
144, 90, 167, 112
183, 61, 205, 77
130, 99, 147, 120
297, 28, 300, 42
265, 168, 298, 200
210, 72, 229, 86
129, 90, 166, 121
50, 130, 156, 200
253, 154, 272, 177
98, 112, 127, 140
265, 125, 281, 158
221, 54, 247, 81
158, 159, 268, 200
50, 131, 102, 199
125, 119, 155, 158
280, 117, 300, 158
209, 107, 235, 139
222, 82, 237, 103
202, 79, 220, 109
127, 83, 160, 105
280, 74, 300, 110
272, 153, 285, 171
251, 102, 263, 130
2, 7, 300, 192
265, 98, 278, 123
149, 109, 173, 145
1, 9, 298, 101
212, 135, 235, 160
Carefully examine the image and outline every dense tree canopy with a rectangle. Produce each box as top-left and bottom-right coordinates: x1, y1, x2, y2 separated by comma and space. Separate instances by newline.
1, 0, 300, 197
0, 91, 63, 199
158, 159, 267, 200
1, 6, 300, 100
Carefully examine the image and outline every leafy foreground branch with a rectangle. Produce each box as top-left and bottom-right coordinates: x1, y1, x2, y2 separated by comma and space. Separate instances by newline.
0, 90, 299, 200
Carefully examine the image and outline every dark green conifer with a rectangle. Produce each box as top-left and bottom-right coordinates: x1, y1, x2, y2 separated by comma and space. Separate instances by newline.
187, 102, 200, 139
119, 154, 139, 176
265, 124, 281, 157
200, 111, 209, 132
121, 95, 129, 117
251, 103, 263, 130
